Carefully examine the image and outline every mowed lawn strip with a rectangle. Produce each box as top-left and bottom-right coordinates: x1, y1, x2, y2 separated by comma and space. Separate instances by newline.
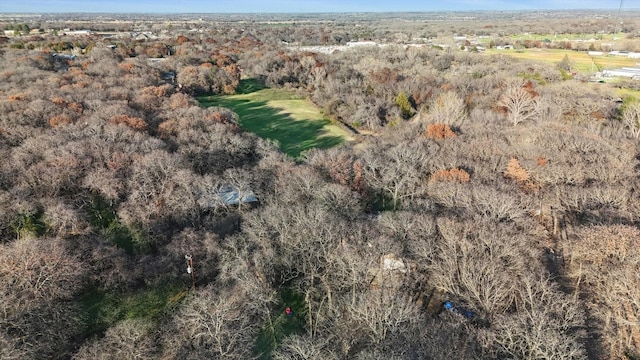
485, 48, 638, 73
199, 80, 353, 158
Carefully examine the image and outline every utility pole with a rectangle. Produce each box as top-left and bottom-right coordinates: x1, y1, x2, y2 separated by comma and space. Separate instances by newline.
185, 254, 195, 289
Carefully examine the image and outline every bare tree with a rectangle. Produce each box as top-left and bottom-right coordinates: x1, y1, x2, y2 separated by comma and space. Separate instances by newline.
622, 102, 640, 139
361, 141, 430, 210
72, 319, 156, 360
428, 90, 467, 126
166, 286, 260, 359
272, 335, 339, 360
428, 217, 530, 319
1, 301, 84, 360
492, 274, 586, 359
0, 237, 83, 316
499, 85, 540, 126
563, 225, 640, 359
346, 292, 421, 345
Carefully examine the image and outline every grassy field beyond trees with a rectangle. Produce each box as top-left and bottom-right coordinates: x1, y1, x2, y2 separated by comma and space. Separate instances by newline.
199, 79, 352, 158
485, 48, 638, 73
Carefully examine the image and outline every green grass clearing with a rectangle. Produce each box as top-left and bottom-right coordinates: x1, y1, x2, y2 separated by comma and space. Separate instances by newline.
485, 48, 638, 73
80, 282, 188, 337
199, 79, 353, 158
254, 288, 307, 359
616, 87, 640, 101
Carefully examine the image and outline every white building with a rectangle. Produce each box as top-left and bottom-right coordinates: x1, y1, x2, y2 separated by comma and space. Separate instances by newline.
603, 67, 640, 79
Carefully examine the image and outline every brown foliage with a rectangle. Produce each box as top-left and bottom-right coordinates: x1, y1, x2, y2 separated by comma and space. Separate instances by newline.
142, 84, 172, 98
504, 157, 541, 192
73, 81, 91, 89
118, 62, 135, 72
48, 115, 73, 127
51, 97, 67, 106
536, 157, 548, 167
223, 84, 236, 95
211, 53, 234, 67
204, 111, 239, 128
522, 80, 539, 97
176, 35, 190, 44
68, 102, 84, 113
168, 93, 197, 110
307, 149, 367, 195
426, 123, 457, 139
157, 119, 177, 139
369, 67, 400, 85
7, 93, 27, 101
441, 83, 454, 91
109, 115, 148, 131
330, 157, 366, 194
504, 157, 530, 183
238, 35, 261, 48
106, 151, 132, 172
430, 168, 470, 183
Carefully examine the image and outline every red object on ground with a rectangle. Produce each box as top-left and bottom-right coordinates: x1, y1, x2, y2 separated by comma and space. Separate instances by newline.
285, 307, 291, 316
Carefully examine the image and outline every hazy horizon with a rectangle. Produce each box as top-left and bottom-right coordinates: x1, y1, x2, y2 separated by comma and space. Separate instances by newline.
0, 0, 630, 14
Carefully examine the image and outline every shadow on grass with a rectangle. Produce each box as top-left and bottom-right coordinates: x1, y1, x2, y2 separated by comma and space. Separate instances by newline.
254, 289, 306, 359
201, 96, 344, 158
235, 78, 267, 94
80, 283, 188, 337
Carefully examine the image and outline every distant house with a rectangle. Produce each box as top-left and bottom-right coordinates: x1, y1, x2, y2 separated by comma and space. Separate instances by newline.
346, 41, 378, 48
603, 67, 640, 79
63, 30, 91, 36
605, 51, 640, 59
608, 50, 630, 57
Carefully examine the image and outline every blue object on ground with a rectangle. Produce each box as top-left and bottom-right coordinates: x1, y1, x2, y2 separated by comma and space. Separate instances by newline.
444, 300, 474, 319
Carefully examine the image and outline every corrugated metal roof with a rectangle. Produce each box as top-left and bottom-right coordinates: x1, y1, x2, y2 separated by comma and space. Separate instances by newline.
196, 184, 258, 208
217, 185, 258, 206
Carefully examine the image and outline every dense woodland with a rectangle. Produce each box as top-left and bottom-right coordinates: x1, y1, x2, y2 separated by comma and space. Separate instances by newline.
1, 11, 640, 359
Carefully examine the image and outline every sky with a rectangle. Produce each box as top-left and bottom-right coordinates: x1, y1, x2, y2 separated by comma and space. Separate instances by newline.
0, 0, 631, 13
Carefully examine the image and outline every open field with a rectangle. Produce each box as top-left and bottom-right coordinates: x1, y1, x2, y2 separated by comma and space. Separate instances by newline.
506, 33, 622, 42
199, 79, 353, 158
616, 87, 640, 100
485, 48, 639, 73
